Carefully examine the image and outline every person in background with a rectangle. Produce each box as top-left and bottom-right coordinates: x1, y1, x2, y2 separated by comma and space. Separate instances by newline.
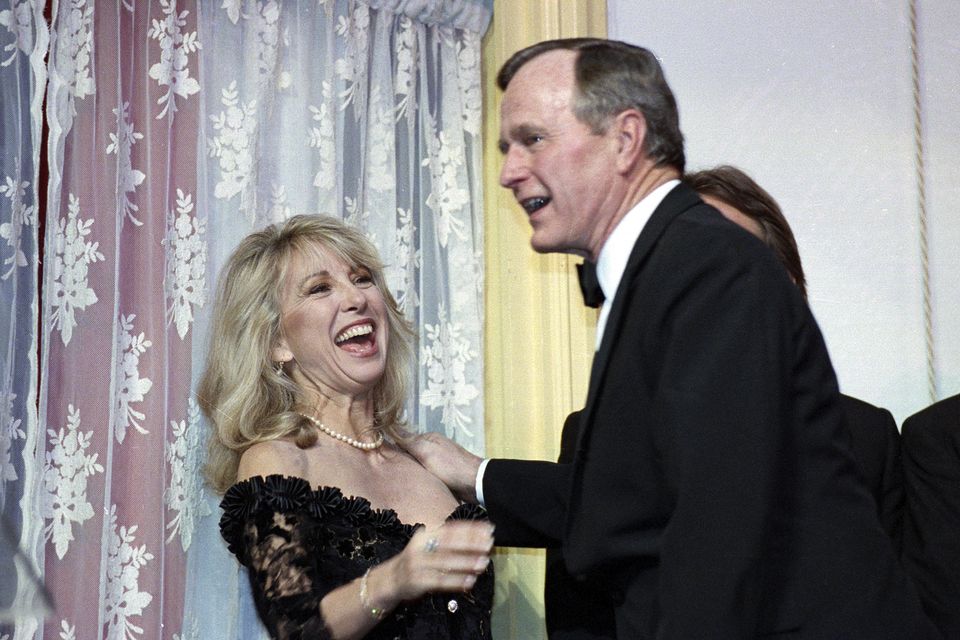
901, 393, 960, 638
201, 215, 494, 640
685, 164, 904, 547
408, 38, 938, 638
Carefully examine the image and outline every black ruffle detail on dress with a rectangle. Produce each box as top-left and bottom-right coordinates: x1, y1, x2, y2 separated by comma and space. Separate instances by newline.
220, 474, 493, 640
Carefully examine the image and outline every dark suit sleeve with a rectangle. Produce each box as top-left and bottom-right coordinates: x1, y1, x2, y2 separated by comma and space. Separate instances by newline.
483, 458, 572, 547
545, 412, 618, 640
901, 397, 960, 638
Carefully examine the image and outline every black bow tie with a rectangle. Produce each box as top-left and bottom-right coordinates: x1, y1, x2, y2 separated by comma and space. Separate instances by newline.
576, 261, 604, 308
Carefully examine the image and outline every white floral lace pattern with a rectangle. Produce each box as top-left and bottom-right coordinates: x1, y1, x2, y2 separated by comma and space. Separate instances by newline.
0, 163, 35, 280
308, 81, 337, 198
0, 388, 25, 482
424, 126, 470, 248
267, 183, 291, 224
148, 0, 201, 119
343, 193, 370, 232
106, 102, 146, 227
456, 31, 482, 137
164, 399, 211, 551
42, 405, 104, 560
103, 505, 155, 640
366, 84, 396, 193
0, 0, 33, 67
241, 0, 283, 85
50, 193, 104, 346
334, 3, 370, 111
393, 16, 417, 120
220, 0, 243, 25
113, 314, 153, 443
208, 81, 258, 209
55, 0, 95, 106
164, 189, 206, 339
391, 207, 420, 314
57, 620, 76, 640
420, 304, 480, 435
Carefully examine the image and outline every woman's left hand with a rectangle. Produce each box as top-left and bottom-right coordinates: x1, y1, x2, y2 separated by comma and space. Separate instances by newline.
371, 520, 495, 605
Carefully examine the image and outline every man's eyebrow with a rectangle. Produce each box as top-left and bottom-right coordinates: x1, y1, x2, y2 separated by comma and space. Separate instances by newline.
510, 124, 538, 139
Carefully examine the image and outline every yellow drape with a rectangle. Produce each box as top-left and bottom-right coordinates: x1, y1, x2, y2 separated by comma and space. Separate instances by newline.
482, 2, 607, 637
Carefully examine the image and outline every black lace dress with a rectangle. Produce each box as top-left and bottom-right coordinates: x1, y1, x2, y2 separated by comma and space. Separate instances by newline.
219, 475, 494, 640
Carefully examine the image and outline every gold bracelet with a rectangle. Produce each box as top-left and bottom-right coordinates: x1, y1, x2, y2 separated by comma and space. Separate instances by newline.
359, 567, 386, 621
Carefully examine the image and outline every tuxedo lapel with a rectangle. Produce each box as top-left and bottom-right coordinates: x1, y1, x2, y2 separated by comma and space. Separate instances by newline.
578, 184, 704, 449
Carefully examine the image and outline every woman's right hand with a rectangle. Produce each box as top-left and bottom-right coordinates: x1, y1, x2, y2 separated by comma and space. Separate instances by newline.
372, 521, 495, 605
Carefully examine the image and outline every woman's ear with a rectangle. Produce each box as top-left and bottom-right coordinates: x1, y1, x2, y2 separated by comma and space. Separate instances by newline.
271, 337, 293, 365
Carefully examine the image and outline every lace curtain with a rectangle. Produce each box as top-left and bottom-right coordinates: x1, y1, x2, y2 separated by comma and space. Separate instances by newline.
1, 0, 47, 631
1, 1, 488, 638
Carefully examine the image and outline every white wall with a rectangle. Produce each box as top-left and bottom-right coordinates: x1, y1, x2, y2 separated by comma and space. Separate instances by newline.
608, 0, 959, 423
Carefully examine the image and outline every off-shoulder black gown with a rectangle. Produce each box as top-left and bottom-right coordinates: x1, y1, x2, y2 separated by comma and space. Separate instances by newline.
220, 475, 494, 640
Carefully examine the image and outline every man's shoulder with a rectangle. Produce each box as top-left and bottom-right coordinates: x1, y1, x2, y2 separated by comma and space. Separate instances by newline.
655, 184, 768, 253
903, 393, 960, 440
650, 198, 787, 283
839, 394, 896, 428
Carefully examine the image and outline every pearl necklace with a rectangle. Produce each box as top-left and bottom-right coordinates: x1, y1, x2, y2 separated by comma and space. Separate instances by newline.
299, 413, 384, 451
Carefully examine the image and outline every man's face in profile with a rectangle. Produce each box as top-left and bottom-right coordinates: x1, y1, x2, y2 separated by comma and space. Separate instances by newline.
497, 49, 620, 259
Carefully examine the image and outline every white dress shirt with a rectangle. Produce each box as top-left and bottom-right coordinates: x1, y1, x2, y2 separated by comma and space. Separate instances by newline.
594, 179, 679, 350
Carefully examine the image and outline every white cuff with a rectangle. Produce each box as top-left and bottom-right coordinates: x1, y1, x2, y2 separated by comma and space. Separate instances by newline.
475, 458, 491, 507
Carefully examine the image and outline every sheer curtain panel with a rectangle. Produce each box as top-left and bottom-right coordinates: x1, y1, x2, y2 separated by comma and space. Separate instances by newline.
185, 1, 487, 637
1, 0, 47, 633
1, 0, 488, 638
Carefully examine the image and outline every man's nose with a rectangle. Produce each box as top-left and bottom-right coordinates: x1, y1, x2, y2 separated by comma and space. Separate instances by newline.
499, 148, 527, 188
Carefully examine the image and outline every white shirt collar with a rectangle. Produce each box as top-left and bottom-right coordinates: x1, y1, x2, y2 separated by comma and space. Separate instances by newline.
594, 179, 680, 349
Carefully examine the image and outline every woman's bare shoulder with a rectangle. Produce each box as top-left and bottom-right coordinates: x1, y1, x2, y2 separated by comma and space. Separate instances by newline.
236, 439, 308, 483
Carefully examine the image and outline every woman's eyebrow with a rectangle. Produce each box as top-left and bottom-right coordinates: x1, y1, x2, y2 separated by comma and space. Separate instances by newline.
297, 270, 329, 288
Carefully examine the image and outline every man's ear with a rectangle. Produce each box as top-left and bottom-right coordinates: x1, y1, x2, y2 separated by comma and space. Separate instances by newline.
613, 109, 647, 174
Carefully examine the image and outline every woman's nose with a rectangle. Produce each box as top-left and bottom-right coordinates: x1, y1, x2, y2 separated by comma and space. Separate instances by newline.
341, 284, 367, 311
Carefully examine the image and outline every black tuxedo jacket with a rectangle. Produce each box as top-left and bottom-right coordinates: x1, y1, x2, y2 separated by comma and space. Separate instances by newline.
544, 411, 616, 640
485, 184, 936, 638
839, 394, 903, 547
901, 393, 960, 638
545, 397, 904, 639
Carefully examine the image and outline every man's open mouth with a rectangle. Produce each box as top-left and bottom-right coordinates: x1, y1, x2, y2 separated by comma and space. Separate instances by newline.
521, 197, 550, 214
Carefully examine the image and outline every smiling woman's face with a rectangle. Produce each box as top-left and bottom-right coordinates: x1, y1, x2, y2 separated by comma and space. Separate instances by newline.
272, 243, 389, 400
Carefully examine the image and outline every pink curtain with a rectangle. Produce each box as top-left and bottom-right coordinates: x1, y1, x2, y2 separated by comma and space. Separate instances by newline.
31, 1, 201, 637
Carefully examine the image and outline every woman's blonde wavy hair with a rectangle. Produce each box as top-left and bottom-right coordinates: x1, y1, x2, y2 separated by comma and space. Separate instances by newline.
199, 215, 415, 494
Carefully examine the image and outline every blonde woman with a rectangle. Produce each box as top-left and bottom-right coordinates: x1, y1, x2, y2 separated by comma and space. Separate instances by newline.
201, 215, 493, 640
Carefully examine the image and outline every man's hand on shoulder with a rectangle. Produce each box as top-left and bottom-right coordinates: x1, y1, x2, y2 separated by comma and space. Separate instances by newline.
403, 433, 483, 503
